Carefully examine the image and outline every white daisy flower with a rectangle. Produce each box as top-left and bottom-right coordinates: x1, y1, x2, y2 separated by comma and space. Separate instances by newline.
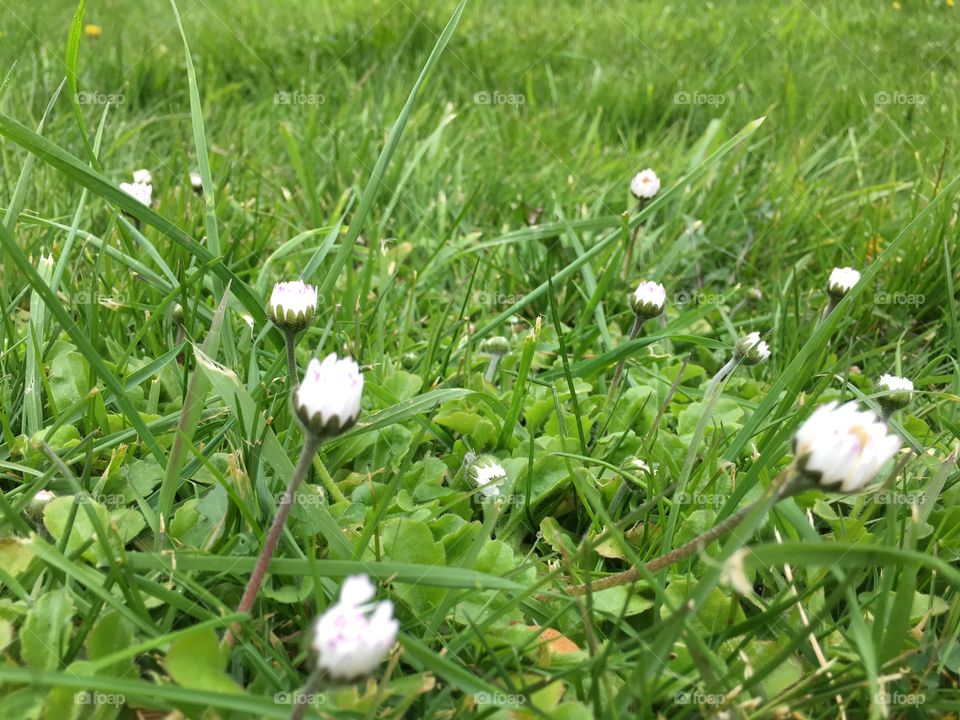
468, 455, 507, 498
734, 332, 771, 365
312, 575, 398, 680
132, 168, 152, 185
793, 401, 901, 493
630, 168, 661, 199
293, 354, 363, 438
267, 280, 318, 333
827, 267, 860, 299
119, 181, 152, 207
876, 373, 914, 412
629, 280, 667, 319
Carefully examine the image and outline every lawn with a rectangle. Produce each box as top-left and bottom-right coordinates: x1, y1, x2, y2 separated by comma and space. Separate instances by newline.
1, 0, 959, 717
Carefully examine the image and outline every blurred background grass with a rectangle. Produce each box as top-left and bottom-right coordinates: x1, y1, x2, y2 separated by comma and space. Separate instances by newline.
1, 0, 957, 373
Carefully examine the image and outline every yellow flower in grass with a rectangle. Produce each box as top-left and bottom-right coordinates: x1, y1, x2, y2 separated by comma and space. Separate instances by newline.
84, 24, 102, 38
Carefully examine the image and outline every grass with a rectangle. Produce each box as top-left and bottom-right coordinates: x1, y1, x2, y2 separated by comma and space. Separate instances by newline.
1, 0, 959, 717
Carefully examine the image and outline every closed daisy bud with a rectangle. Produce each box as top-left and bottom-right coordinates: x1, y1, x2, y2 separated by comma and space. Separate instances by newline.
629, 280, 666, 319
119, 181, 153, 207
268, 280, 317, 333
734, 332, 771, 365
479, 336, 510, 357
26, 489, 56, 521
827, 267, 860, 299
133, 169, 153, 185
630, 168, 660, 199
631, 458, 650, 473
468, 455, 507, 498
876, 373, 914, 413
793, 401, 901, 493
312, 575, 398, 680
293, 354, 363, 438
189, 171, 203, 194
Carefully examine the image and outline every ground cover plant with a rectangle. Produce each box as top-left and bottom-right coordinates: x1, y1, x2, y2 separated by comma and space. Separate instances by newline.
1, 0, 959, 717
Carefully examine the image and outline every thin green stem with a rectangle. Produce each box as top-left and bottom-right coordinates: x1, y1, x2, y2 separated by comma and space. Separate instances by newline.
567, 466, 797, 595
624, 197, 647, 274
706, 356, 737, 395
227, 432, 322, 644
608, 314, 644, 402
290, 667, 324, 720
484, 354, 502, 383
284, 329, 299, 385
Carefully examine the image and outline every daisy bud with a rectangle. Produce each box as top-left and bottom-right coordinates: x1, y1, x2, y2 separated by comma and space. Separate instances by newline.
631, 458, 650, 474
746, 287, 763, 302
26, 489, 56, 521
468, 455, 508, 498
119, 181, 153, 208
293, 354, 363, 438
133, 169, 153, 185
734, 332, 771, 365
400, 351, 418, 370
312, 575, 398, 681
267, 280, 318, 333
827, 267, 860, 300
189, 171, 203, 194
630, 168, 660, 200
793, 401, 901, 493
629, 280, 666, 319
876, 373, 914, 413
479, 336, 510, 357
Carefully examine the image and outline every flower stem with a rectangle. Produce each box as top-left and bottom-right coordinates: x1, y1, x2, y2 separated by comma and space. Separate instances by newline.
624, 197, 647, 273
820, 296, 839, 323
284, 329, 300, 386
706, 356, 737, 395
290, 667, 324, 720
608, 315, 644, 402
228, 432, 322, 643
565, 467, 796, 596
484, 354, 502, 383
